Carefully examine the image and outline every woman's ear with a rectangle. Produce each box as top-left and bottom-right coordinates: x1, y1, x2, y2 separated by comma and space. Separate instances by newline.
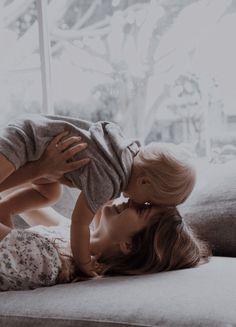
119, 240, 133, 255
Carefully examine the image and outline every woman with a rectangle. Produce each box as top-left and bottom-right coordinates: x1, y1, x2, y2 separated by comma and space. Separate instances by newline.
0, 132, 210, 291
0, 114, 196, 278
0, 196, 211, 291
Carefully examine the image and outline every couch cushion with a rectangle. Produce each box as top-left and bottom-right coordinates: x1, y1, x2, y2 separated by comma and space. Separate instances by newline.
179, 159, 236, 257
0, 257, 235, 327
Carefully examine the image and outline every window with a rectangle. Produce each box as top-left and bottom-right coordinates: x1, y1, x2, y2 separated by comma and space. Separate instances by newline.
1, 0, 236, 162
0, 0, 42, 126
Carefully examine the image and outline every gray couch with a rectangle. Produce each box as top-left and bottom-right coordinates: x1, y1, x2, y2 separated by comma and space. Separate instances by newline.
0, 160, 236, 327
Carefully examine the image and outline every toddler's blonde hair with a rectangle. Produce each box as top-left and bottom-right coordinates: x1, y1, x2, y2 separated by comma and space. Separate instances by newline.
135, 142, 196, 206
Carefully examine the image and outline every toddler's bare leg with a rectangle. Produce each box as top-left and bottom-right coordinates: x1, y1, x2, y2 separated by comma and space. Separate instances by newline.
31, 181, 63, 205
0, 182, 63, 227
0, 154, 15, 184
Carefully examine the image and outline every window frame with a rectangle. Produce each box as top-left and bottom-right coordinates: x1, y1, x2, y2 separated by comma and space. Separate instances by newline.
36, 0, 53, 114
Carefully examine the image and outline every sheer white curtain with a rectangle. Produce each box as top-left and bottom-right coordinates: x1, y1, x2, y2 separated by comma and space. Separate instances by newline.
1, 0, 236, 162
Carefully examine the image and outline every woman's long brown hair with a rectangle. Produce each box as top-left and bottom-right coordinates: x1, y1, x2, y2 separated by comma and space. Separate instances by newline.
100, 207, 211, 276
58, 207, 211, 282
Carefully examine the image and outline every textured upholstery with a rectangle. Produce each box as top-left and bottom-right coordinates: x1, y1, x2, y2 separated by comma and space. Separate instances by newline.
179, 159, 236, 256
0, 257, 236, 327
1, 160, 236, 326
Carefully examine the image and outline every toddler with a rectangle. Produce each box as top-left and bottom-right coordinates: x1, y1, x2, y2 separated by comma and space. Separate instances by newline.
0, 114, 196, 276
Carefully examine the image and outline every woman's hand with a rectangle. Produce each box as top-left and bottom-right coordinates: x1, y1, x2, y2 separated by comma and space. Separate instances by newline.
0, 131, 90, 192
37, 131, 90, 183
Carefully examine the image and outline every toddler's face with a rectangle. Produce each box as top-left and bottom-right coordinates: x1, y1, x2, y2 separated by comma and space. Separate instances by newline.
123, 189, 151, 205
123, 170, 157, 205
123, 189, 170, 207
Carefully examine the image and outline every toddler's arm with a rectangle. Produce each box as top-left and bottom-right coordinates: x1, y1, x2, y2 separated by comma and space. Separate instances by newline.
71, 192, 98, 277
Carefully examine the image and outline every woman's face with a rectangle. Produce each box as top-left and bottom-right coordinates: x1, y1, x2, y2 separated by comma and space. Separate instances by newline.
99, 201, 159, 241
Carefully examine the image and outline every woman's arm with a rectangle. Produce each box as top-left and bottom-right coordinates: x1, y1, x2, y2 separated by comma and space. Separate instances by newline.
0, 132, 90, 193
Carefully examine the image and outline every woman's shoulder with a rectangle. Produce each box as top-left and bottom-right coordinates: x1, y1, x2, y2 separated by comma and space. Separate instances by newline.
0, 228, 62, 291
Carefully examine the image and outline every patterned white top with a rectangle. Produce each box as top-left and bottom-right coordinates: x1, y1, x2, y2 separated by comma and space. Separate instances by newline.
0, 224, 73, 292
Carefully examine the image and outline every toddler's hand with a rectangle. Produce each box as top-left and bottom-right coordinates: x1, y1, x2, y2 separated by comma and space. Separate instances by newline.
79, 253, 103, 278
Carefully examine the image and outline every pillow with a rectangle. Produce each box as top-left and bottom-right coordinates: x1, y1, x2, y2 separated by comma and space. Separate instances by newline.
179, 159, 236, 257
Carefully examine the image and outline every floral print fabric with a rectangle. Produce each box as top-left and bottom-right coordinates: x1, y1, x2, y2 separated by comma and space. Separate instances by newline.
0, 229, 62, 291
